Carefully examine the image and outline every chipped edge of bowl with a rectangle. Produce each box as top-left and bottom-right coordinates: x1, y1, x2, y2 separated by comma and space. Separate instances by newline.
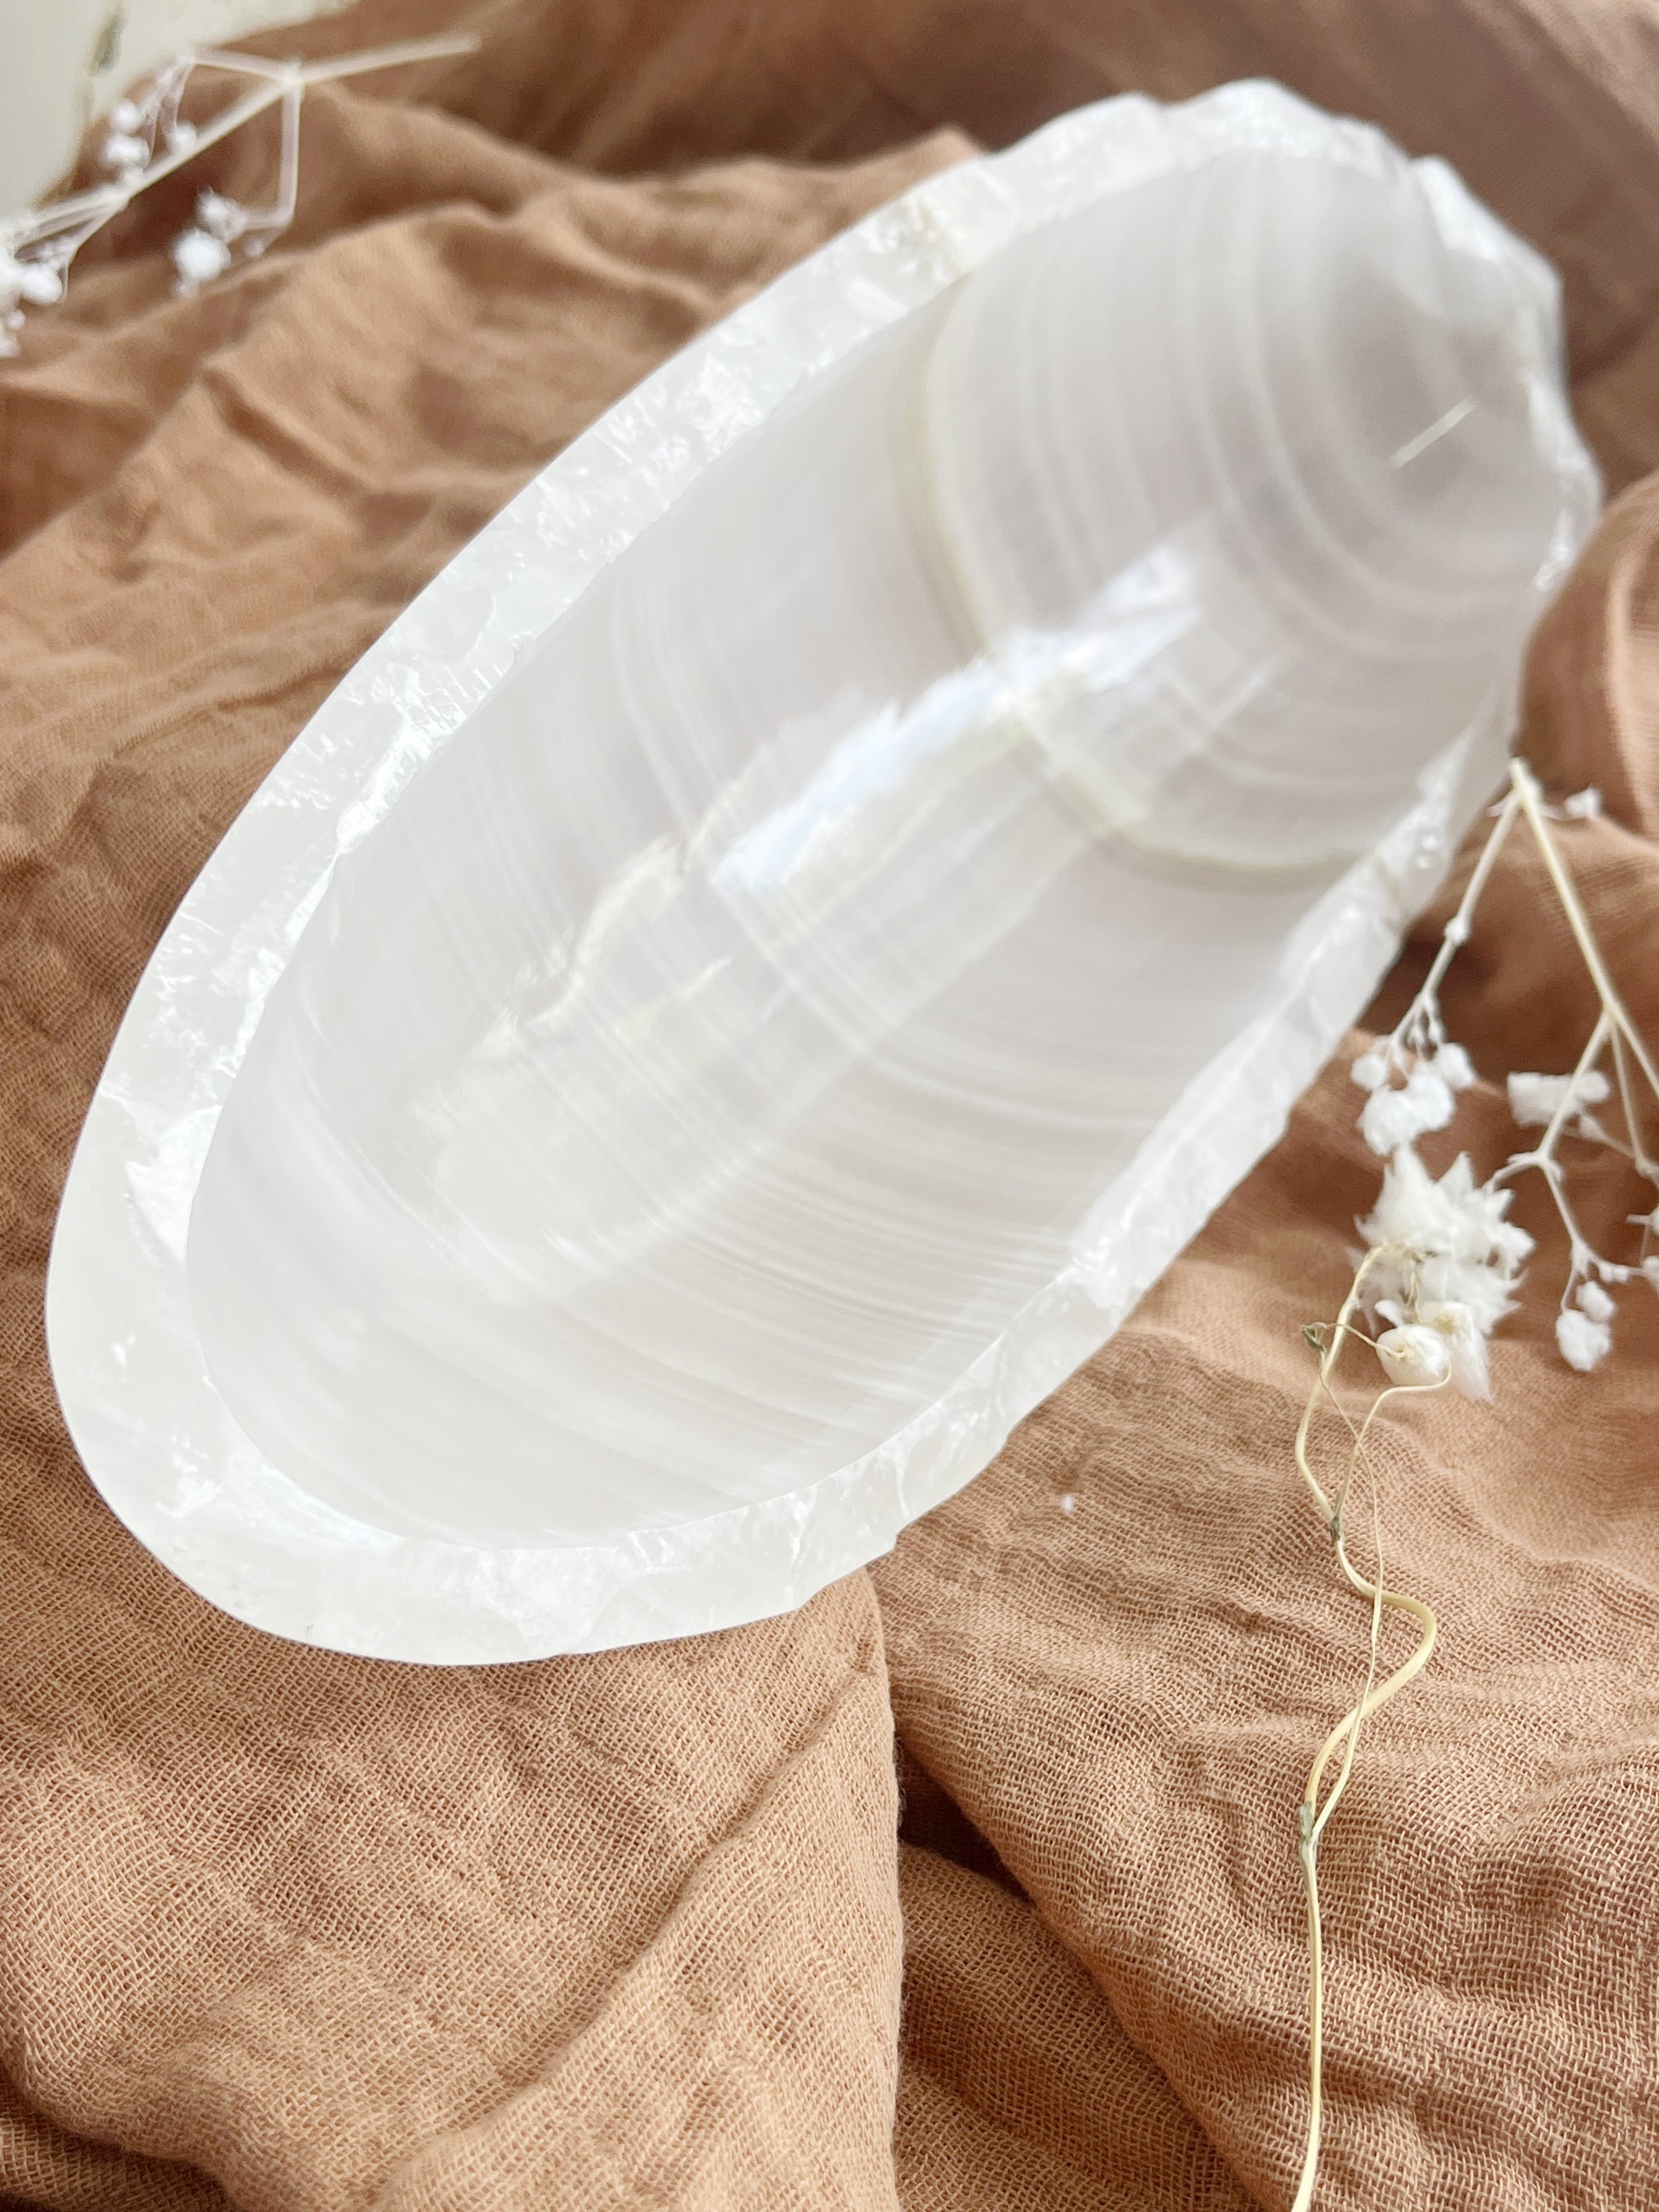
43, 79, 1598, 1662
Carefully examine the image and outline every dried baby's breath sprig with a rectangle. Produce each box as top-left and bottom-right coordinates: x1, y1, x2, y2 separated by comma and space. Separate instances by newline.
1290, 758, 1659, 2211
0, 31, 477, 353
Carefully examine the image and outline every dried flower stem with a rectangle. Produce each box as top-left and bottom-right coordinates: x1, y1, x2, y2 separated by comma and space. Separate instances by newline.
1399, 783, 1523, 1051
2, 32, 477, 343
1487, 765, 1659, 1302
1291, 1258, 1441, 2212
1290, 758, 1659, 2209
1511, 761, 1659, 1093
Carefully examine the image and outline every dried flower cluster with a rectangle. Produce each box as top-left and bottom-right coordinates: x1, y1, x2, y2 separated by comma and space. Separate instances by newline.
0, 32, 475, 356
1288, 758, 1659, 2212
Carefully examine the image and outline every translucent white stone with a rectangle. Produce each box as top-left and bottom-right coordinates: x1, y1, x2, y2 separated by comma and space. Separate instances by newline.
47, 83, 1598, 1660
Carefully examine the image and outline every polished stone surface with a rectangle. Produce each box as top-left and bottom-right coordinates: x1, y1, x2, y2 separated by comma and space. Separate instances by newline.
47, 82, 1598, 1659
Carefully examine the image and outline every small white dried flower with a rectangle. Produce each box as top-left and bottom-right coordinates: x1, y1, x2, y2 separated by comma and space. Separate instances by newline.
1419, 1299, 1490, 1401
1576, 1279, 1616, 1324
101, 130, 149, 173
1555, 1306, 1611, 1372
1361, 1063, 1455, 1157
1374, 1323, 1452, 1389
1507, 1068, 1611, 1129
1361, 1086, 1417, 1155
1562, 787, 1604, 821
1350, 1048, 1390, 1093
2, 32, 469, 349
1362, 1150, 1535, 1277
196, 191, 246, 242
1434, 1042, 1477, 1091
171, 228, 232, 292
1376, 1295, 1490, 1400
1645, 1256, 1659, 1293
1058, 1493, 1077, 1516
1361, 1149, 1532, 1345
0, 256, 63, 310
1405, 1063, 1457, 1128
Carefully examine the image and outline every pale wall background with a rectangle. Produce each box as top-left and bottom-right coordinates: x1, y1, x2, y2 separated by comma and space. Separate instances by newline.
0, 0, 350, 212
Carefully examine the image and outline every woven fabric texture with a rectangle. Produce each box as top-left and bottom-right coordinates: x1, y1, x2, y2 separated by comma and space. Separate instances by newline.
2, 3, 1656, 2206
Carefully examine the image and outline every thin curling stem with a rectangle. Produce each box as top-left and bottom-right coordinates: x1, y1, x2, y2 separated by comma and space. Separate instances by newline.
1288, 756, 1659, 2210
1291, 1288, 1440, 2212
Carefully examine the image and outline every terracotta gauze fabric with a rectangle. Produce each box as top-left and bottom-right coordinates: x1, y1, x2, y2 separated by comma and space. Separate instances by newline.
1, 3, 1656, 2207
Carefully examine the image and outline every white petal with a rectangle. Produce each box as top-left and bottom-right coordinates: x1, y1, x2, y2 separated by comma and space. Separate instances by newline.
1562, 787, 1603, 820
1508, 1068, 1610, 1128
1403, 1065, 1455, 1130
1446, 1329, 1491, 1401
1576, 1280, 1615, 1323
1508, 1072, 1567, 1127
16, 263, 62, 306
1351, 1048, 1390, 1093
1361, 1086, 1419, 1157
1416, 1298, 1491, 1400
171, 229, 232, 289
1434, 1042, 1476, 1091
1359, 1067, 1455, 1156
1358, 1151, 1530, 1342
1555, 1308, 1611, 1372
1418, 1259, 1514, 1338
1375, 1324, 1452, 1388
197, 192, 245, 241
101, 130, 148, 171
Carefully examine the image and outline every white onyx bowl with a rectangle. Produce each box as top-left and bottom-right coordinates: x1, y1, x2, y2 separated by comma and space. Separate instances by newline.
47, 82, 1598, 1661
